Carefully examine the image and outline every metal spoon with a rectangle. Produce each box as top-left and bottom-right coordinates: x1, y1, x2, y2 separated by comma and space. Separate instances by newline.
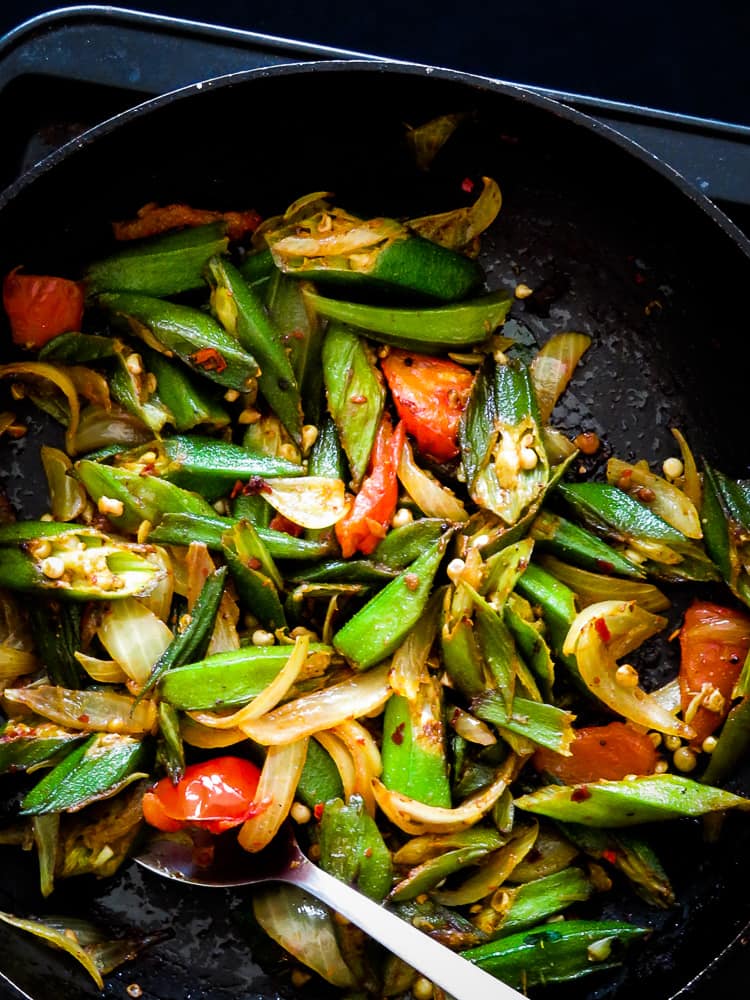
135, 822, 526, 1000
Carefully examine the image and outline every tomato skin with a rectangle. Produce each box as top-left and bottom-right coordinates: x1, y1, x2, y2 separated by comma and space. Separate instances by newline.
3, 269, 85, 349
335, 416, 405, 559
678, 600, 750, 746
380, 350, 473, 462
142, 756, 264, 834
532, 722, 659, 783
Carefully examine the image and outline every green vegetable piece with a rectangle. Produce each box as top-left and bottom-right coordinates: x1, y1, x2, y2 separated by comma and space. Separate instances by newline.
0, 722, 84, 774
701, 696, 750, 786
307, 415, 347, 481
156, 702, 185, 783
97, 291, 260, 391
371, 517, 449, 569
460, 919, 650, 987
390, 831, 503, 902
322, 321, 385, 488
295, 738, 344, 809
142, 347, 230, 432
382, 682, 451, 809
515, 774, 750, 827
159, 643, 333, 710
28, 599, 85, 688
701, 464, 750, 606
285, 559, 398, 585
38, 332, 119, 364
222, 524, 287, 631
530, 509, 646, 580
392, 898, 487, 951
238, 247, 275, 285
504, 593, 555, 702
207, 257, 303, 443
498, 868, 593, 937
20, 734, 150, 814
265, 270, 324, 426
514, 561, 582, 687
333, 532, 450, 670
318, 794, 392, 901
146, 511, 334, 560
85, 222, 229, 297
305, 288, 511, 351
471, 690, 575, 754
110, 346, 173, 434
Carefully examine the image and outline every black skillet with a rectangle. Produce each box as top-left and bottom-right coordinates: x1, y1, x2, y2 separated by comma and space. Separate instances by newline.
0, 60, 749, 1000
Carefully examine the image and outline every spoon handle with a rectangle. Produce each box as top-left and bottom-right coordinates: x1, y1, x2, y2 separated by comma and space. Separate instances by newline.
284, 855, 525, 1000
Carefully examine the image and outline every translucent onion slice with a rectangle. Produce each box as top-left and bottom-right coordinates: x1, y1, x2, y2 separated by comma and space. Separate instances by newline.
448, 706, 497, 746
671, 427, 702, 510
137, 545, 174, 623
239, 663, 392, 746
185, 542, 240, 654
65, 365, 112, 411
389, 591, 442, 700
530, 332, 592, 424
3, 685, 157, 735
252, 884, 356, 988
74, 651, 128, 684
97, 597, 173, 687
397, 440, 468, 522
371, 753, 518, 835
541, 426, 579, 465
261, 477, 347, 530
180, 717, 246, 748
563, 600, 695, 739
314, 730, 357, 801
72, 404, 150, 453
238, 737, 309, 852
271, 222, 392, 258
0, 912, 105, 989
537, 554, 670, 613
331, 719, 382, 816
0, 646, 37, 682
40, 446, 86, 522
432, 822, 539, 907
0, 362, 80, 455
607, 457, 702, 539
407, 176, 503, 250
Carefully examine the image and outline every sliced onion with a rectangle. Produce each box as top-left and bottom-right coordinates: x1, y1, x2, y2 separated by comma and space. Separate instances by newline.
0, 912, 105, 989
330, 719, 382, 816
40, 446, 86, 522
239, 664, 392, 746
261, 477, 346, 529
136, 545, 174, 623
252, 884, 355, 988
74, 651, 128, 684
531, 332, 592, 424
97, 597, 173, 687
314, 730, 357, 801
0, 362, 80, 455
671, 427, 702, 510
371, 753, 518, 835
537, 554, 670, 613
541, 426, 579, 465
0, 646, 37, 682
389, 591, 442, 700
563, 600, 695, 738
184, 542, 240, 654
65, 365, 112, 411
448, 706, 497, 746
180, 716, 246, 748
238, 738, 309, 852
271, 223, 392, 258
3, 685, 157, 735
407, 176, 503, 250
432, 822, 539, 907
607, 457, 702, 539
397, 440, 468, 522
72, 404, 150, 453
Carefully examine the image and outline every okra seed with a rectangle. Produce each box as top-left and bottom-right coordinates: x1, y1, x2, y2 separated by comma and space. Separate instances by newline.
144, 373, 157, 394
514, 282, 534, 299
702, 735, 718, 753
673, 746, 698, 772
290, 802, 312, 824
252, 629, 276, 647
377, 345, 391, 358
648, 731, 662, 748
664, 735, 682, 751
97, 496, 125, 518
279, 444, 299, 462
125, 353, 143, 375
446, 558, 466, 583
615, 663, 639, 688
137, 520, 152, 544
412, 978, 434, 1000
301, 424, 319, 452
139, 451, 158, 465
41, 556, 65, 579
654, 759, 669, 773
519, 446, 538, 470
391, 507, 413, 528
31, 539, 52, 559
471, 533, 490, 549
224, 388, 240, 403
40, 512, 54, 522
213, 499, 230, 515
662, 456, 684, 480
238, 408, 261, 425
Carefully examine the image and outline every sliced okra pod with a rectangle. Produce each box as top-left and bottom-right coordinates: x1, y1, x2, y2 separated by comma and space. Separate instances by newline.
222, 523, 286, 631
285, 559, 398, 585
295, 738, 344, 810
265, 270, 324, 426
146, 511, 334, 560
305, 288, 512, 351
141, 346, 230, 432
39, 332, 119, 364
390, 829, 503, 902
28, 599, 85, 688
156, 702, 186, 783
371, 517, 450, 570
491, 867, 594, 938
20, 733, 151, 815
700, 464, 750, 607
207, 256, 303, 443
322, 321, 385, 488
109, 344, 173, 434
701, 696, 750, 786
392, 898, 488, 951
471, 690, 575, 754
97, 291, 260, 391
0, 721, 85, 774
318, 794, 393, 901
514, 561, 583, 688
85, 222, 229, 297
503, 592, 556, 702
530, 508, 647, 580
381, 678, 451, 808
307, 415, 348, 481
0, 525, 159, 600
238, 247, 275, 285
333, 530, 451, 670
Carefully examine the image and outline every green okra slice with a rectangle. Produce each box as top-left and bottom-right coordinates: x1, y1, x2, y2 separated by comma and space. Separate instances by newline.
109, 345, 173, 434
459, 356, 548, 527
441, 583, 486, 698
76, 461, 217, 533
381, 680, 451, 809
514, 561, 582, 687
159, 642, 334, 710
38, 332, 119, 364
332, 531, 451, 670
514, 773, 750, 827
156, 701, 185, 783
461, 919, 649, 986
322, 321, 385, 488
295, 738, 344, 809
504, 592, 556, 703
371, 518, 449, 570
0, 526, 159, 600
701, 464, 750, 607
305, 288, 512, 351
307, 415, 348, 481
492, 867, 594, 937
207, 257, 303, 443
85, 222, 229, 297
28, 599, 85, 688
20, 733, 150, 815
701, 696, 750, 786
115, 434, 302, 500
267, 206, 484, 302
390, 831, 503, 902
555, 482, 720, 583
238, 247, 276, 285
141, 347, 230, 432
222, 523, 287, 631
0, 722, 84, 774
391, 899, 488, 951
471, 690, 575, 754
318, 794, 393, 901
97, 291, 260, 391
530, 508, 647, 580
146, 511, 334, 560
285, 558, 398, 585
140, 565, 228, 697
265, 270, 324, 425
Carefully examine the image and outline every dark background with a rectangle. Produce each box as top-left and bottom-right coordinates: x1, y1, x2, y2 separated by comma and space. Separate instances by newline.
2, 0, 750, 126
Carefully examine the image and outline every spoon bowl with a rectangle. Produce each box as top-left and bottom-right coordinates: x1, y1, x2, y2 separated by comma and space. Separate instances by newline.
135, 822, 527, 1000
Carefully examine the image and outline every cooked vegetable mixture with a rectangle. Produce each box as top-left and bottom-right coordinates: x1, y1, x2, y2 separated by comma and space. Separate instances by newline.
1, 116, 750, 997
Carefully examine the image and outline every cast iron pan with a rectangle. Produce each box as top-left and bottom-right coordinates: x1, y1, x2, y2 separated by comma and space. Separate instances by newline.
0, 60, 749, 1000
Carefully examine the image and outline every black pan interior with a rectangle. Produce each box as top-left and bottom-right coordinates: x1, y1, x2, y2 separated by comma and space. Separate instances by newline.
0, 61, 749, 1000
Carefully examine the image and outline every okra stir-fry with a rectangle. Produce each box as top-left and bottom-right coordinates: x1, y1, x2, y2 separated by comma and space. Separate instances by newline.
2, 130, 750, 997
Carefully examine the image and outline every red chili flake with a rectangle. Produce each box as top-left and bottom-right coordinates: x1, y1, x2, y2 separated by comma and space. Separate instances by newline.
139, 462, 156, 477
391, 722, 406, 746
350, 394, 367, 404
594, 617, 611, 643
77, 714, 90, 724
571, 786, 592, 802
190, 347, 228, 373
633, 486, 656, 503
595, 559, 615, 574
314, 803, 325, 821
229, 479, 244, 499
602, 849, 618, 865
461, 177, 475, 193
247, 557, 261, 571
364, 847, 373, 858
403, 573, 420, 592
269, 513, 303, 537
617, 470, 633, 486
290, 328, 305, 341
242, 476, 272, 496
